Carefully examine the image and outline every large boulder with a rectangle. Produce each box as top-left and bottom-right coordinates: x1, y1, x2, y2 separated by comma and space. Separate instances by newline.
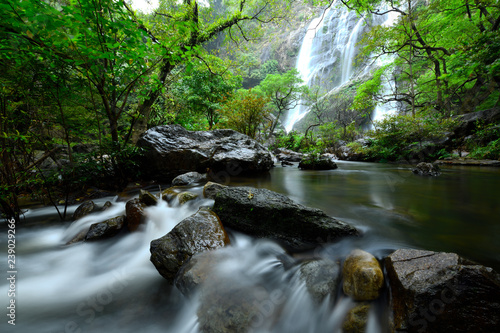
150, 207, 230, 283
343, 249, 384, 301
212, 186, 359, 247
172, 171, 207, 186
136, 125, 274, 181
385, 249, 500, 333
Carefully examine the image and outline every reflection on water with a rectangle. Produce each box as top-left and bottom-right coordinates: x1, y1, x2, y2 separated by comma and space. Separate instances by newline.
241, 161, 500, 269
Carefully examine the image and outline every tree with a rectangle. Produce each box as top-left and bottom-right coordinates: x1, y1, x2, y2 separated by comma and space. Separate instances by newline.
253, 68, 308, 136
173, 57, 242, 129
346, 0, 500, 115
219, 89, 270, 139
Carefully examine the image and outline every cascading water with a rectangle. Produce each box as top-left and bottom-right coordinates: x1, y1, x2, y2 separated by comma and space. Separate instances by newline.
1, 182, 391, 333
283, 3, 367, 132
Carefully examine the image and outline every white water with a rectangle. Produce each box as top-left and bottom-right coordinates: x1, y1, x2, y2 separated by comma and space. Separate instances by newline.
0, 185, 388, 333
284, 3, 366, 132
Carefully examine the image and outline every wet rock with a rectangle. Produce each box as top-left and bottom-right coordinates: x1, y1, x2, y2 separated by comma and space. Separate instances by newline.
150, 207, 230, 283
212, 186, 359, 248
273, 148, 304, 162
299, 259, 341, 303
298, 154, 338, 170
203, 181, 227, 199
197, 276, 282, 333
412, 162, 441, 176
125, 198, 147, 231
342, 302, 371, 333
85, 216, 126, 241
102, 201, 113, 211
136, 125, 274, 181
172, 171, 207, 186
174, 250, 230, 296
73, 201, 96, 220
343, 249, 384, 301
139, 189, 158, 206
160, 186, 181, 202
178, 191, 198, 205
65, 230, 88, 245
385, 249, 500, 333
281, 160, 294, 167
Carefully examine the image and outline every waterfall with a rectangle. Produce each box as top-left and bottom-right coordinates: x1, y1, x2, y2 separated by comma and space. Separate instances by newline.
283, 3, 366, 132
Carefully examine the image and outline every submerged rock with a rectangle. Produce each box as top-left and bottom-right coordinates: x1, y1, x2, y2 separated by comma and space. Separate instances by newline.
85, 216, 125, 241
299, 259, 341, 303
343, 249, 384, 301
212, 186, 359, 247
125, 198, 147, 231
342, 302, 371, 333
412, 162, 441, 176
385, 249, 500, 332
136, 125, 274, 181
150, 207, 230, 283
73, 201, 96, 220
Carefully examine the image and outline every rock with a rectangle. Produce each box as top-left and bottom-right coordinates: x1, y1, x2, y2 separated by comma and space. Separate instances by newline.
178, 191, 198, 205
125, 198, 147, 231
385, 249, 500, 333
203, 181, 227, 199
343, 249, 384, 301
335, 145, 365, 161
65, 230, 88, 245
453, 107, 500, 138
174, 250, 230, 296
73, 201, 96, 220
298, 154, 338, 170
136, 125, 274, 181
139, 189, 158, 206
160, 186, 181, 202
102, 201, 113, 211
281, 160, 293, 167
150, 207, 230, 283
273, 148, 304, 162
85, 216, 126, 241
212, 186, 359, 247
299, 259, 341, 303
197, 276, 279, 333
342, 302, 371, 333
172, 171, 207, 186
412, 162, 441, 176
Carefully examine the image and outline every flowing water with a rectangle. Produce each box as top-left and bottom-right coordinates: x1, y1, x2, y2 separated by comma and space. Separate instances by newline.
2, 162, 500, 332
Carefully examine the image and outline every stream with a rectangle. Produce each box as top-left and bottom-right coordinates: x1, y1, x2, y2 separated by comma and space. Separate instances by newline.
1, 161, 500, 332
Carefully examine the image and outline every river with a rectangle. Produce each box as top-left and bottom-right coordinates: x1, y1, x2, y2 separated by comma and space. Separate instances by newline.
1, 161, 499, 332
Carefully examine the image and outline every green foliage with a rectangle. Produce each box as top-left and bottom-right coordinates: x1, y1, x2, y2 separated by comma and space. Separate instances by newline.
172, 57, 242, 129
318, 121, 360, 146
272, 130, 305, 151
466, 123, 500, 160
359, 113, 458, 161
219, 89, 270, 139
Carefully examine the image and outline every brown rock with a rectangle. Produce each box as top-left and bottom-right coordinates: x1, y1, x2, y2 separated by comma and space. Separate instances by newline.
342, 302, 371, 333
343, 249, 384, 301
125, 198, 147, 231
